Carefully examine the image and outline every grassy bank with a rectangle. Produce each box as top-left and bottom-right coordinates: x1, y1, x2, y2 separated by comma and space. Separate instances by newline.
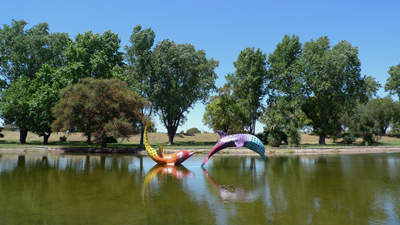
1, 130, 400, 152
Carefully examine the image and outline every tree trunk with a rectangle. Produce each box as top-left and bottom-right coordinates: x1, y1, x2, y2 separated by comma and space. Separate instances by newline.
86, 125, 92, 145
101, 138, 107, 148
319, 133, 326, 145
19, 129, 28, 144
139, 123, 145, 147
42, 132, 51, 145
87, 134, 92, 145
167, 126, 177, 145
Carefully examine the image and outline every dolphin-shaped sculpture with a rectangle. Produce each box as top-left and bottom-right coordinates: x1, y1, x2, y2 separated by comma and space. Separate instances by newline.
201, 131, 266, 167
144, 120, 195, 165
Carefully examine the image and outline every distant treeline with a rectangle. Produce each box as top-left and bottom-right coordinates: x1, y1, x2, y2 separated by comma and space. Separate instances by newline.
1, 20, 399, 147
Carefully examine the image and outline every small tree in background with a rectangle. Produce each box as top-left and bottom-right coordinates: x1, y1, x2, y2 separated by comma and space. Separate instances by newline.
186, 127, 201, 134
203, 85, 244, 134
51, 78, 146, 147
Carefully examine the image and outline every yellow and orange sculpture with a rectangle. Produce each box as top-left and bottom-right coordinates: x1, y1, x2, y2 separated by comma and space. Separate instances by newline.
144, 120, 195, 165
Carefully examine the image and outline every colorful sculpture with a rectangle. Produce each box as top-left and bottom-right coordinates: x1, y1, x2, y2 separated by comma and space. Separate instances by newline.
201, 131, 266, 167
144, 120, 195, 165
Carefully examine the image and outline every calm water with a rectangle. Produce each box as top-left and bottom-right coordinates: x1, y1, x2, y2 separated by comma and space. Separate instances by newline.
1, 153, 400, 225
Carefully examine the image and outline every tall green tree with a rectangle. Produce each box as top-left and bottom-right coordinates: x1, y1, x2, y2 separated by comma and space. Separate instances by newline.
0, 76, 33, 143
62, 30, 124, 82
51, 78, 146, 147
266, 34, 303, 146
384, 63, 400, 99
29, 65, 73, 144
0, 66, 72, 145
149, 39, 219, 145
226, 47, 267, 134
0, 20, 70, 143
124, 25, 155, 146
299, 36, 367, 145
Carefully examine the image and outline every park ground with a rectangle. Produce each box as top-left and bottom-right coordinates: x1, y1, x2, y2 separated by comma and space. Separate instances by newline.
1, 130, 400, 156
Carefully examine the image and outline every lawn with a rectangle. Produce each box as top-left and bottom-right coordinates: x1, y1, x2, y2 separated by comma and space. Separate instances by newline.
1, 130, 400, 149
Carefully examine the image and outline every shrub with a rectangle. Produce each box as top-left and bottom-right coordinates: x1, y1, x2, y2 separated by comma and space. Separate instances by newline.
268, 131, 283, 147
255, 131, 269, 145
187, 127, 201, 134
288, 129, 301, 147
342, 133, 356, 144
106, 136, 118, 143
59, 135, 67, 143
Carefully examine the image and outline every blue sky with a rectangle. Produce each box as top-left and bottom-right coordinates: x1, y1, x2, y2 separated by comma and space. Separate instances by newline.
2, 0, 400, 133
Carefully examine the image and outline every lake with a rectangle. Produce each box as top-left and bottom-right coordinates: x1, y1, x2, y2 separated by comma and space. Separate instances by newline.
1, 153, 399, 224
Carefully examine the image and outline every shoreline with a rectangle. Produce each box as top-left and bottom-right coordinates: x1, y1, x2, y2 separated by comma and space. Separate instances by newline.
1, 146, 400, 156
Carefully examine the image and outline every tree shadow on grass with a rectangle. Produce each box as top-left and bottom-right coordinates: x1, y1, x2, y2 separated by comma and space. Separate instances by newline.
174, 133, 195, 138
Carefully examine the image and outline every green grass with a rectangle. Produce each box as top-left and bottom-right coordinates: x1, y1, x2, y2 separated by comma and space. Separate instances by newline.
1, 131, 400, 151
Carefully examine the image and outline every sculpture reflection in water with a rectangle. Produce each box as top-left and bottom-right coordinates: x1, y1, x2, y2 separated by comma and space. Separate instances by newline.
145, 120, 195, 165
202, 168, 262, 202
201, 131, 266, 167
142, 164, 194, 205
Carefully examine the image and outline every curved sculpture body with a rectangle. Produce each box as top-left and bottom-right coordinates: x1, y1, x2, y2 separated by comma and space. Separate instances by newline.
145, 120, 195, 165
201, 131, 266, 167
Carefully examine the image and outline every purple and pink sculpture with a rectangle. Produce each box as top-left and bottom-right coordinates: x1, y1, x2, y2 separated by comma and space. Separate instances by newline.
201, 131, 266, 167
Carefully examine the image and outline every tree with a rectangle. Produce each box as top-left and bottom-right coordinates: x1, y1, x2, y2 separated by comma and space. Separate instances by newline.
51, 78, 146, 147
0, 20, 70, 144
186, 127, 201, 134
28, 65, 73, 144
384, 63, 400, 99
299, 37, 367, 145
124, 25, 155, 146
366, 97, 398, 135
0, 76, 32, 143
365, 76, 382, 99
226, 47, 267, 134
0, 20, 69, 84
149, 39, 219, 145
203, 86, 243, 133
62, 30, 124, 82
266, 34, 303, 145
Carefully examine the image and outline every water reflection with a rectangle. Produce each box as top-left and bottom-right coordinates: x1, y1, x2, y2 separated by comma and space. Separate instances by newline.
142, 164, 194, 205
202, 157, 266, 203
0, 153, 400, 224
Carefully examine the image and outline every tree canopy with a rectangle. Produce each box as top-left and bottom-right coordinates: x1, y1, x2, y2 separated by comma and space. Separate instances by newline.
226, 47, 267, 134
203, 86, 243, 134
0, 20, 70, 84
51, 78, 146, 147
1, 19, 399, 147
149, 39, 219, 145
385, 63, 400, 99
299, 37, 367, 144
266, 34, 303, 146
0, 20, 70, 143
123, 25, 156, 146
62, 30, 123, 82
